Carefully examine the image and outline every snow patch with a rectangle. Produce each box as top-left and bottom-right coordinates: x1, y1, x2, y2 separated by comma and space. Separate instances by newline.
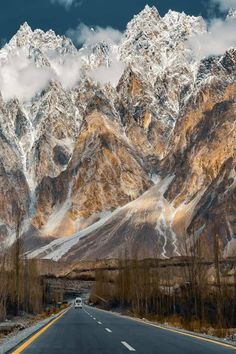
28, 209, 121, 261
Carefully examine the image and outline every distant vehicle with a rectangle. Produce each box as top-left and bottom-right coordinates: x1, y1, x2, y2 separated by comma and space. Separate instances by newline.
74, 297, 83, 309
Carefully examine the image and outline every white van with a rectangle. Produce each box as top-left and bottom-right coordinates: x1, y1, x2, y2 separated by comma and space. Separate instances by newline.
74, 297, 83, 309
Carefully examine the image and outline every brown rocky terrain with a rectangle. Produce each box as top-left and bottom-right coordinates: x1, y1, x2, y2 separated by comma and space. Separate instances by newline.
0, 6, 235, 263
29, 46, 236, 262
34, 109, 151, 239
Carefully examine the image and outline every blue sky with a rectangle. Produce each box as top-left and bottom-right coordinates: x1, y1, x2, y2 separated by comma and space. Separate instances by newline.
0, 0, 221, 44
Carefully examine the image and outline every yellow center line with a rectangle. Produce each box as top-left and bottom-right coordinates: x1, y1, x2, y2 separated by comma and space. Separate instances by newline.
12, 308, 70, 354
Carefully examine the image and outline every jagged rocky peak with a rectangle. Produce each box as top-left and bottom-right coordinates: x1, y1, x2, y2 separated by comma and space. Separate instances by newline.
16, 22, 33, 42
0, 4, 235, 261
133, 4, 161, 21
187, 48, 236, 102
163, 10, 206, 36
221, 48, 236, 72
120, 4, 205, 105
86, 41, 112, 69
118, 5, 207, 143
121, 5, 205, 56
121, 5, 164, 52
130, 4, 161, 31
1, 21, 77, 64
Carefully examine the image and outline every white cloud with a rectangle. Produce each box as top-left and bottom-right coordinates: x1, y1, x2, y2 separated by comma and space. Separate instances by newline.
0, 50, 54, 102
0, 50, 83, 101
67, 24, 123, 47
0, 49, 124, 101
47, 51, 83, 89
211, 0, 236, 11
89, 56, 125, 87
50, 0, 77, 10
0, 24, 125, 101
67, 24, 125, 86
188, 16, 236, 60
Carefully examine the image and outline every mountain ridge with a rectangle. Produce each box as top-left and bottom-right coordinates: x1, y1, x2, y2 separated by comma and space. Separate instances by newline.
0, 5, 235, 261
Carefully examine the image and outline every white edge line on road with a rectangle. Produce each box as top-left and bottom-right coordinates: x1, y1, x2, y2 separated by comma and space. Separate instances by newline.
121, 341, 136, 351
93, 318, 96, 320
98, 321, 102, 325
85, 306, 236, 350
105, 328, 112, 333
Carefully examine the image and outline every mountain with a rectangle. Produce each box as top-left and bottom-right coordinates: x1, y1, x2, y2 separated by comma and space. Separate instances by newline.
0, 6, 235, 261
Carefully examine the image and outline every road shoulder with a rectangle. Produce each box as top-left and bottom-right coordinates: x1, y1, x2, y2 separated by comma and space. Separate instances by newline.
89, 306, 236, 350
1, 308, 70, 354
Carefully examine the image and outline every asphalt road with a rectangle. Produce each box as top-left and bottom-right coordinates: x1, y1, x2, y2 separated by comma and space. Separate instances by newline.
12, 305, 236, 354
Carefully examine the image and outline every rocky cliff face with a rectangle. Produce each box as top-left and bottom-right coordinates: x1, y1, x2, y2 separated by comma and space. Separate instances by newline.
0, 6, 235, 261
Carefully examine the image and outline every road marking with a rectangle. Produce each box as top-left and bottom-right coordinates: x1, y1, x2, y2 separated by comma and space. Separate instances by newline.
105, 328, 112, 333
150, 324, 236, 350
12, 308, 70, 354
89, 306, 236, 351
98, 321, 102, 324
93, 317, 96, 320
121, 341, 136, 351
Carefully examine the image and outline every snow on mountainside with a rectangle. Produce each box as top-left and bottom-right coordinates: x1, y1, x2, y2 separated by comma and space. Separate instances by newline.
119, 6, 205, 136
120, 6, 205, 88
0, 22, 77, 60
0, 5, 235, 261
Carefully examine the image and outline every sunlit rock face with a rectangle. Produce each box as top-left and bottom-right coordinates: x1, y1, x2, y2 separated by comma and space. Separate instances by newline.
162, 49, 236, 258
33, 109, 151, 239
0, 5, 235, 261
164, 50, 236, 203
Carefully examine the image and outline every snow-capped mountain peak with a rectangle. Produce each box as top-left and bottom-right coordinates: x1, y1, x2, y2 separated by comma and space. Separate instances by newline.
136, 4, 161, 20
0, 5, 235, 262
1, 23, 77, 64
17, 22, 33, 38
163, 10, 206, 37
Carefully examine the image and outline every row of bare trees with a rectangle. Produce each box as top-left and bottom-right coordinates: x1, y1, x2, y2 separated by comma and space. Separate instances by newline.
91, 239, 236, 333
0, 240, 46, 321
0, 214, 61, 321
